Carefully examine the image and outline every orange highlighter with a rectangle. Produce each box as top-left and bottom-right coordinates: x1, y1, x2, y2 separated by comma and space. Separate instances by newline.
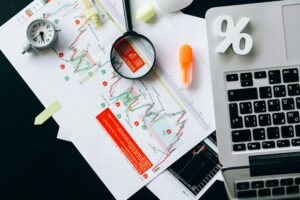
179, 44, 193, 87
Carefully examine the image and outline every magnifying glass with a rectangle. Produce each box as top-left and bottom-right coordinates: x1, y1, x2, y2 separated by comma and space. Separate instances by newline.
110, 0, 156, 79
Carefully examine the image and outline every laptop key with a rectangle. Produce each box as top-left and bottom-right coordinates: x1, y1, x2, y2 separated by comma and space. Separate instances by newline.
272, 113, 285, 125
296, 125, 300, 137
248, 142, 261, 150
259, 86, 272, 99
286, 186, 299, 194
254, 101, 266, 113
232, 130, 251, 142
269, 70, 281, 84
237, 190, 257, 198
258, 114, 271, 126
282, 98, 295, 110
295, 178, 300, 185
268, 99, 280, 112
230, 116, 243, 129
253, 128, 266, 140
241, 73, 252, 81
244, 115, 257, 127
281, 178, 293, 186
262, 141, 275, 149
255, 71, 267, 79
239, 102, 252, 114
236, 182, 250, 190
281, 126, 294, 138
273, 85, 286, 97
283, 68, 299, 83
226, 74, 238, 82
287, 111, 300, 124
266, 180, 279, 187
292, 139, 300, 146
229, 103, 239, 117
267, 127, 280, 139
241, 80, 253, 87
233, 144, 246, 151
296, 97, 300, 109
258, 189, 271, 197
288, 84, 300, 96
228, 88, 258, 102
252, 181, 264, 189
272, 187, 285, 196
277, 140, 290, 148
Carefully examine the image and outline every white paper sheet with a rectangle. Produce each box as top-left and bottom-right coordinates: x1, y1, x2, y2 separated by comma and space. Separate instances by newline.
0, 0, 214, 199
60, 20, 213, 198
55, 9, 219, 199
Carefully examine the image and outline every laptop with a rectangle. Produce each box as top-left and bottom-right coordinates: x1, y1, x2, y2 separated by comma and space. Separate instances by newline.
206, 0, 300, 199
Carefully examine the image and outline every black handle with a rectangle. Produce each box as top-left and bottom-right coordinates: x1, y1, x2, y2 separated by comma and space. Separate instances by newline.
122, 0, 133, 31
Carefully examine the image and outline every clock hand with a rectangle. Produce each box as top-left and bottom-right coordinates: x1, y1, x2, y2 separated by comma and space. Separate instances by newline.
40, 32, 45, 43
33, 34, 41, 40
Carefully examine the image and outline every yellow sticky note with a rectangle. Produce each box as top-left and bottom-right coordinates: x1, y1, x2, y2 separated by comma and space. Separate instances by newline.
85, 7, 102, 28
34, 101, 62, 125
79, 0, 102, 28
136, 5, 156, 23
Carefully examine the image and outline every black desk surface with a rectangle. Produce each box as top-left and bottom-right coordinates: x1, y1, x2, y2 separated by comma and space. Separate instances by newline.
0, 0, 273, 199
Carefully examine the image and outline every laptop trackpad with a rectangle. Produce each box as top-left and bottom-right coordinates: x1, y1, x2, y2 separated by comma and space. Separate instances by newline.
283, 4, 300, 61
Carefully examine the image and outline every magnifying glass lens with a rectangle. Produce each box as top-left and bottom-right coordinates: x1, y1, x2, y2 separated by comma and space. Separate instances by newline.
111, 34, 155, 79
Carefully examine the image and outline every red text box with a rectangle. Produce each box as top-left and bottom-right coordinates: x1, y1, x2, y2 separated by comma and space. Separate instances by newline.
115, 39, 145, 73
96, 108, 153, 174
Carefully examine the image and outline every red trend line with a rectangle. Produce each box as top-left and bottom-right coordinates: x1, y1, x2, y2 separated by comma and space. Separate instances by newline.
152, 128, 185, 172
176, 111, 186, 126
152, 111, 187, 172
78, 19, 89, 31
70, 48, 78, 61
104, 70, 189, 172
126, 95, 140, 112
68, 29, 87, 50
109, 77, 122, 98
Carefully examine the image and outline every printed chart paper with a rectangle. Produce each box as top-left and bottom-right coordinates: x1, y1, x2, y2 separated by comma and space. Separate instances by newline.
0, 0, 214, 199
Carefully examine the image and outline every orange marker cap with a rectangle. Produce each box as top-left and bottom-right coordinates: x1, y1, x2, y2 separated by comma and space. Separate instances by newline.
179, 44, 193, 87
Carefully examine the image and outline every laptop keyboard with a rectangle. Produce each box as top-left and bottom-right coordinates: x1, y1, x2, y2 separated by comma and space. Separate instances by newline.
226, 68, 300, 152
235, 177, 300, 198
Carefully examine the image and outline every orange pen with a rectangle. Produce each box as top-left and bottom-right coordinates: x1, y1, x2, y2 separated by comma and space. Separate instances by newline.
179, 44, 193, 87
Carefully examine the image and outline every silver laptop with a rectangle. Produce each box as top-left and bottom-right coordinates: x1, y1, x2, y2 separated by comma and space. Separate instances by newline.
206, 0, 300, 199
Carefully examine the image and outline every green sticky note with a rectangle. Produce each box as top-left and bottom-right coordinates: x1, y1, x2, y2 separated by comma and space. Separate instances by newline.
136, 5, 156, 23
34, 101, 62, 125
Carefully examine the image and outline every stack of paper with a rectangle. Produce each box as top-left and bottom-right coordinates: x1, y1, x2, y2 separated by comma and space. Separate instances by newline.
0, 0, 218, 199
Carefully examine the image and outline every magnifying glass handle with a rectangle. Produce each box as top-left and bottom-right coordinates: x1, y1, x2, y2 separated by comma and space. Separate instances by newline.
122, 0, 133, 31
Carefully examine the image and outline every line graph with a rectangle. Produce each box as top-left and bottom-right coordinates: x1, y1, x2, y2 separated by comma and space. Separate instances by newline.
98, 62, 191, 173
71, 49, 96, 74
110, 87, 139, 107
46, 0, 194, 175
47, 0, 123, 85
151, 111, 187, 172
68, 29, 87, 50
44, 1, 78, 19
36, 0, 208, 180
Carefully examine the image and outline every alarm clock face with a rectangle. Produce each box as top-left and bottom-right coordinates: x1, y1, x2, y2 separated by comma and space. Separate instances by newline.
27, 19, 57, 49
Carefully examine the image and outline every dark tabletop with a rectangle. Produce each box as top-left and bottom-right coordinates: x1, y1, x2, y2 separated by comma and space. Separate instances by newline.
0, 0, 273, 199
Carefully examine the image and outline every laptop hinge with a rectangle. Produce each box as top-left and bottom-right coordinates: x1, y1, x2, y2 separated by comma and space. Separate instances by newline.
249, 152, 300, 176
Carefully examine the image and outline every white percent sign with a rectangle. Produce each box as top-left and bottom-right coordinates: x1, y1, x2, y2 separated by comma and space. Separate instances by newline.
214, 15, 253, 55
